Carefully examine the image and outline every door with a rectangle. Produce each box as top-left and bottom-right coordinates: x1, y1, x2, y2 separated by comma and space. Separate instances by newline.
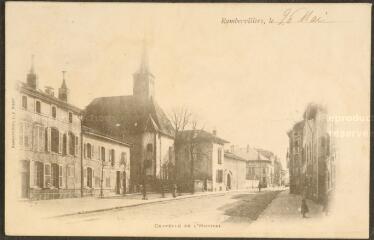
20, 160, 30, 198
87, 168, 93, 188
116, 171, 121, 194
226, 174, 231, 190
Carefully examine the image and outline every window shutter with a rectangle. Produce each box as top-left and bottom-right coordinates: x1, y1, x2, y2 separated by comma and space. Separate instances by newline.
98, 146, 101, 160
47, 127, 51, 152
59, 165, 63, 188
59, 132, 62, 154
92, 169, 95, 187
32, 126, 37, 151
75, 136, 79, 156
91, 144, 94, 158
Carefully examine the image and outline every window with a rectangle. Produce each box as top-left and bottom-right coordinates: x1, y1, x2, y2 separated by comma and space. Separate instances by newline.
121, 152, 127, 166
19, 122, 32, 149
101, 147, 106, 161
35, 101, 41, 113
263, 168, 266, 174
33, 125, 44, 152
51, 164, 59, 188
86, 143, 92, 159
68, 132, 75, 155
52, 106, 56, 119
44, 164, 51, 188
110, 149, 115, 166
168, 146, 173, 162
34, 162, 44, 188
22, 96, 27, 110
51, 128, 59, 153
147, 143, 153, 152
69, 112, 73, 123
218, 148, 222, 164
216, 169, 223, 183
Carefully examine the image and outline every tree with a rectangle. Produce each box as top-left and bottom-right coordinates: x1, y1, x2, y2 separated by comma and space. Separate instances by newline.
169, 107, 204, 194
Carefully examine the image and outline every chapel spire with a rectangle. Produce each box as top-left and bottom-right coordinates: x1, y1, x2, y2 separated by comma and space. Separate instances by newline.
26, 54, 38, 89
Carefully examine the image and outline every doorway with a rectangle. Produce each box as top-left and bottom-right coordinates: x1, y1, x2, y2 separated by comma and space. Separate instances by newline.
20, 160, 30, 198
226, 174, 231, 190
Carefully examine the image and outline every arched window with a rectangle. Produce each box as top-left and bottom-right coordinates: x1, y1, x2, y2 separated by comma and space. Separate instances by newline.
69, 132, 75, 155
51, 128, 59, 153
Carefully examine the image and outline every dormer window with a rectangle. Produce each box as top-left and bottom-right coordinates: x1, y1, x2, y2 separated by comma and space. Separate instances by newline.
35, 100, 41, 114
69, 112, 73, 123
22, 96, 27, 110
52, 106, 56, 119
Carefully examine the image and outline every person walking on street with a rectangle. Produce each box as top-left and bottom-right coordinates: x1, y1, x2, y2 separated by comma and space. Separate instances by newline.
172, 183, 177, 198
322, 193, 330, 216
258, 181, 262, 192
301, 197, 309, 218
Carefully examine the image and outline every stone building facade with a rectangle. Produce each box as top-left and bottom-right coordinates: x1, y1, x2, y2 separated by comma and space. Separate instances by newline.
82, 127, 131, 197
175, 130, 228, 192
223, 151, 251, 190
16, 65, 82, 200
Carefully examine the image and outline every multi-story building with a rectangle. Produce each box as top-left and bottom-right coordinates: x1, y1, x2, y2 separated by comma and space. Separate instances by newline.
287, 120, 304, 194
16, 64, 82, 200
83, 44, 175, 192
231, 146, 274, 188
288, 103, 336, 203
82, 126, 131, 197
175, 130, 228, 192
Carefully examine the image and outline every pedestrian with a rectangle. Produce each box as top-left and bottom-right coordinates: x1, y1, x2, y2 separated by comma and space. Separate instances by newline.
301, 197, 309, 218
258, 181, 261, 192
141, 184, 148, 200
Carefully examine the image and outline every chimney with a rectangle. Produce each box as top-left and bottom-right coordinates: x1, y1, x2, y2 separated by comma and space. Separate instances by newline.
212, 129, 217, 136
45, 86, 55, 97
247, 144, 250, 153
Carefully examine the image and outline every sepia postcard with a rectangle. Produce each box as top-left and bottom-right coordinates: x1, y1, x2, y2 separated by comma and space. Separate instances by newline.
4, 2, 371, 238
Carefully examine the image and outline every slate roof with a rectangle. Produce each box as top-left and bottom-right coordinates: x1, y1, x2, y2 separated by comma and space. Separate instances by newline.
232, 147, 271, 163
82, 95, 175, 140
177, 130, 229, 145
82, 126, 132, 147
224, 151, 247, 162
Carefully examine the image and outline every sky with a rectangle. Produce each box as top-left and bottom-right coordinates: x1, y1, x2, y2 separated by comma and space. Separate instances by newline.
6, 3, 370, 168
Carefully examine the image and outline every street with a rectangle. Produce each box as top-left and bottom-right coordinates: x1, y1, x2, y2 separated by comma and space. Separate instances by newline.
41, 189, 281, 236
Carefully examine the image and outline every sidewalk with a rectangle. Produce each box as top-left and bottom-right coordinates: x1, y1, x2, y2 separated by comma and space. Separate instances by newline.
247, 189, 335, 238
16, 191, 227, 219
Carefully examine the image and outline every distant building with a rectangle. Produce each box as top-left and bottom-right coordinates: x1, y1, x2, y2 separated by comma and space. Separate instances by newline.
223, 151, 248, 190
16, 62, 82, 200
288, 103, 336, 203
175, 130, 229, 192
83, 43, 175, 192
82, 127, 131, 196
231, 145, 274, 188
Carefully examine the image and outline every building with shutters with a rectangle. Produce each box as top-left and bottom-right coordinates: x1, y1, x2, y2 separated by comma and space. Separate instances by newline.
175, 130, 229, 192
16, 61, 82, 200
82, 126, 131, 196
